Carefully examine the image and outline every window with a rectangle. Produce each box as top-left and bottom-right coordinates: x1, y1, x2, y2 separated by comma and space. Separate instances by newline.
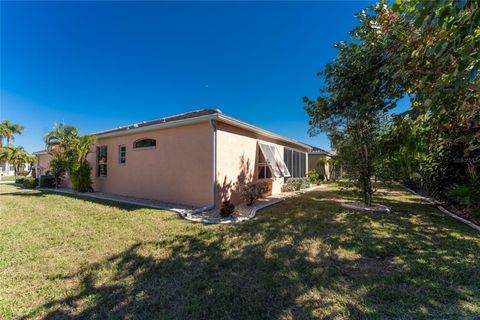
97, 146, 108, 177
258, 142, 290, 179
119, 145, 126, 164
258, 150, 272, 179
283, 148, 306, 180
133, 138, 156, 149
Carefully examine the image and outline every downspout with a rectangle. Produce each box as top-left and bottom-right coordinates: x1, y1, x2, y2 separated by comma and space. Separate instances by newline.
209, 119, 217, 209
177, 118, 217, 216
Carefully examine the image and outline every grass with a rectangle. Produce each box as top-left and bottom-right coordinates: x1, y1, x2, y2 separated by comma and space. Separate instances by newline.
0, 184, 479, 319
0, 176, 15, 181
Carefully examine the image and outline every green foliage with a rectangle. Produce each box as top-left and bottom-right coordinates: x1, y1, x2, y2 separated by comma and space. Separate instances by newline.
48, 156, 67, 188
0, 120, 24, 146
44, 123, 97, 192
220, 200, 235, 217
307, 169, 320, 184
0, 146, 35, 178
448, 173, 480, 212
22, 177, 38, 189
281, 177, 310, 192
304, 4, 405, 206
15, 178, 25, 184
240, 181, 269, 206
39, 175, 55, 188
70, 161, 93, 192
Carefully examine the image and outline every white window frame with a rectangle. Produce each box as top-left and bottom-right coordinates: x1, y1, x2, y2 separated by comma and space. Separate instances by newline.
119, 145, 126, 164
97, 146, 108, 177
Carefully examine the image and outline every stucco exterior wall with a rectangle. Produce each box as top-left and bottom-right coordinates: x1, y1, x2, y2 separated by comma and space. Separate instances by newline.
36, 153, 52, 176
214, 121, 309, 206
90, 122, 213, 207
308, 154, 326, 176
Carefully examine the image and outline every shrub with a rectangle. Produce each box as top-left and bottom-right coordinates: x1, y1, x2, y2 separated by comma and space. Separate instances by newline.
17, 171, 29, 177
22, 177, 38, 189
220, 200, 235, 217
447, 174, 480, 214
15, 177, 25, 184
318, 173, 325, 182
49, 156, 67, 188
281, 177, 310, 192
307, 169, 319, 183
39, 175, 55, 188
70, 162, 93, 192
240, 181, 269, 206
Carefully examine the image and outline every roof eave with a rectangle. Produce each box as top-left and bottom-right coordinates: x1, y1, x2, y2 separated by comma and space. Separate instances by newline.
93, 112, 311, 150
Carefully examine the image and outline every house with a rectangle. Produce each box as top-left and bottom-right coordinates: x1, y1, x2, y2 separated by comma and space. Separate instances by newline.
0, 160, 31, 177
34, 109, 312, 209
0, 160, 15, 177
307, 146, 333, 180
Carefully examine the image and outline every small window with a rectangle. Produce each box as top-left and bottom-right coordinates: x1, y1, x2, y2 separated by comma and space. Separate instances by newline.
119, 145, 126, 164
97, 146, 108, 177
258, 151, 272, 179
133, 138, 156, 149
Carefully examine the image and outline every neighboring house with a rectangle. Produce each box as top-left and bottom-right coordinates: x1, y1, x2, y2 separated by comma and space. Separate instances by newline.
34, 109, 312, 208
0, 160, 16, 176
307, 146, 332, 179
0, 160, 30, 177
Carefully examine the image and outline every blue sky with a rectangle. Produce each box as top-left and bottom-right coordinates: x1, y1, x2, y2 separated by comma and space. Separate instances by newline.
1, 1, 408, 153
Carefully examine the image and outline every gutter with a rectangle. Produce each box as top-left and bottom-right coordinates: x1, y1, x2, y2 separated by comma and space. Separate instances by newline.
188, 119, 217, 213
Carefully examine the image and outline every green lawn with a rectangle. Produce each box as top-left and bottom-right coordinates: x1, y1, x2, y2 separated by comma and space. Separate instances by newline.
1, 184, 479, 319
0, 176, 15, 181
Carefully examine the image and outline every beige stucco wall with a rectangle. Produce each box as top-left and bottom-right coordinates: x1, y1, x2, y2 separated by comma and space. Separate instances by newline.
308, 154, 326, 176
214, 121, 309, 206
89, 122, 213, 207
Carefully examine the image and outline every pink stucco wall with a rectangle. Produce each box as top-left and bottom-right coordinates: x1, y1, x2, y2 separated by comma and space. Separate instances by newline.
36, 119, 309, 209
35, 153, 72, 188
90, 122, 213, 207
214, 121, 309, 206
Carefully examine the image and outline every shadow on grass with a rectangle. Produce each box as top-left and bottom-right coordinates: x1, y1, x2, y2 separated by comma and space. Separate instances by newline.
20, 186, 480, 319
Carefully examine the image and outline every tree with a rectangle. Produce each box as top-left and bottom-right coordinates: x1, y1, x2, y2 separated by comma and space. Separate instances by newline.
0, 120, 24, 147
370, 1, 480, 199
304, 5, 402, 206
0, 120, 25, 175
44, 123, 96, 192
48, 156, 67, 188
0, 146, 34, 180
68, 135, 96, 192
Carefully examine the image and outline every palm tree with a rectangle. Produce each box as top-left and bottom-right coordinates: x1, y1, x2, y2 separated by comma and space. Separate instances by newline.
0, 146, 34, 180
69, 135, 97, 192
44, 122, 79, 158
0, 120, 24, 175
0, 120, 24, 147
44, 123, 96, 191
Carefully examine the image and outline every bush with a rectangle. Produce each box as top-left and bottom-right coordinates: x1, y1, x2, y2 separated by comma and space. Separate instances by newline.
15, 177, 25, 184
220, 200, 235, 217
39, 175, 55, 188
447, 174, 480, 212
70, 162, 93, 192
49, 156, 67, 187
22, 177, 38, 189
240, 181, 269, 206
307, 169, 319, 184
281, 177, 310, 192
